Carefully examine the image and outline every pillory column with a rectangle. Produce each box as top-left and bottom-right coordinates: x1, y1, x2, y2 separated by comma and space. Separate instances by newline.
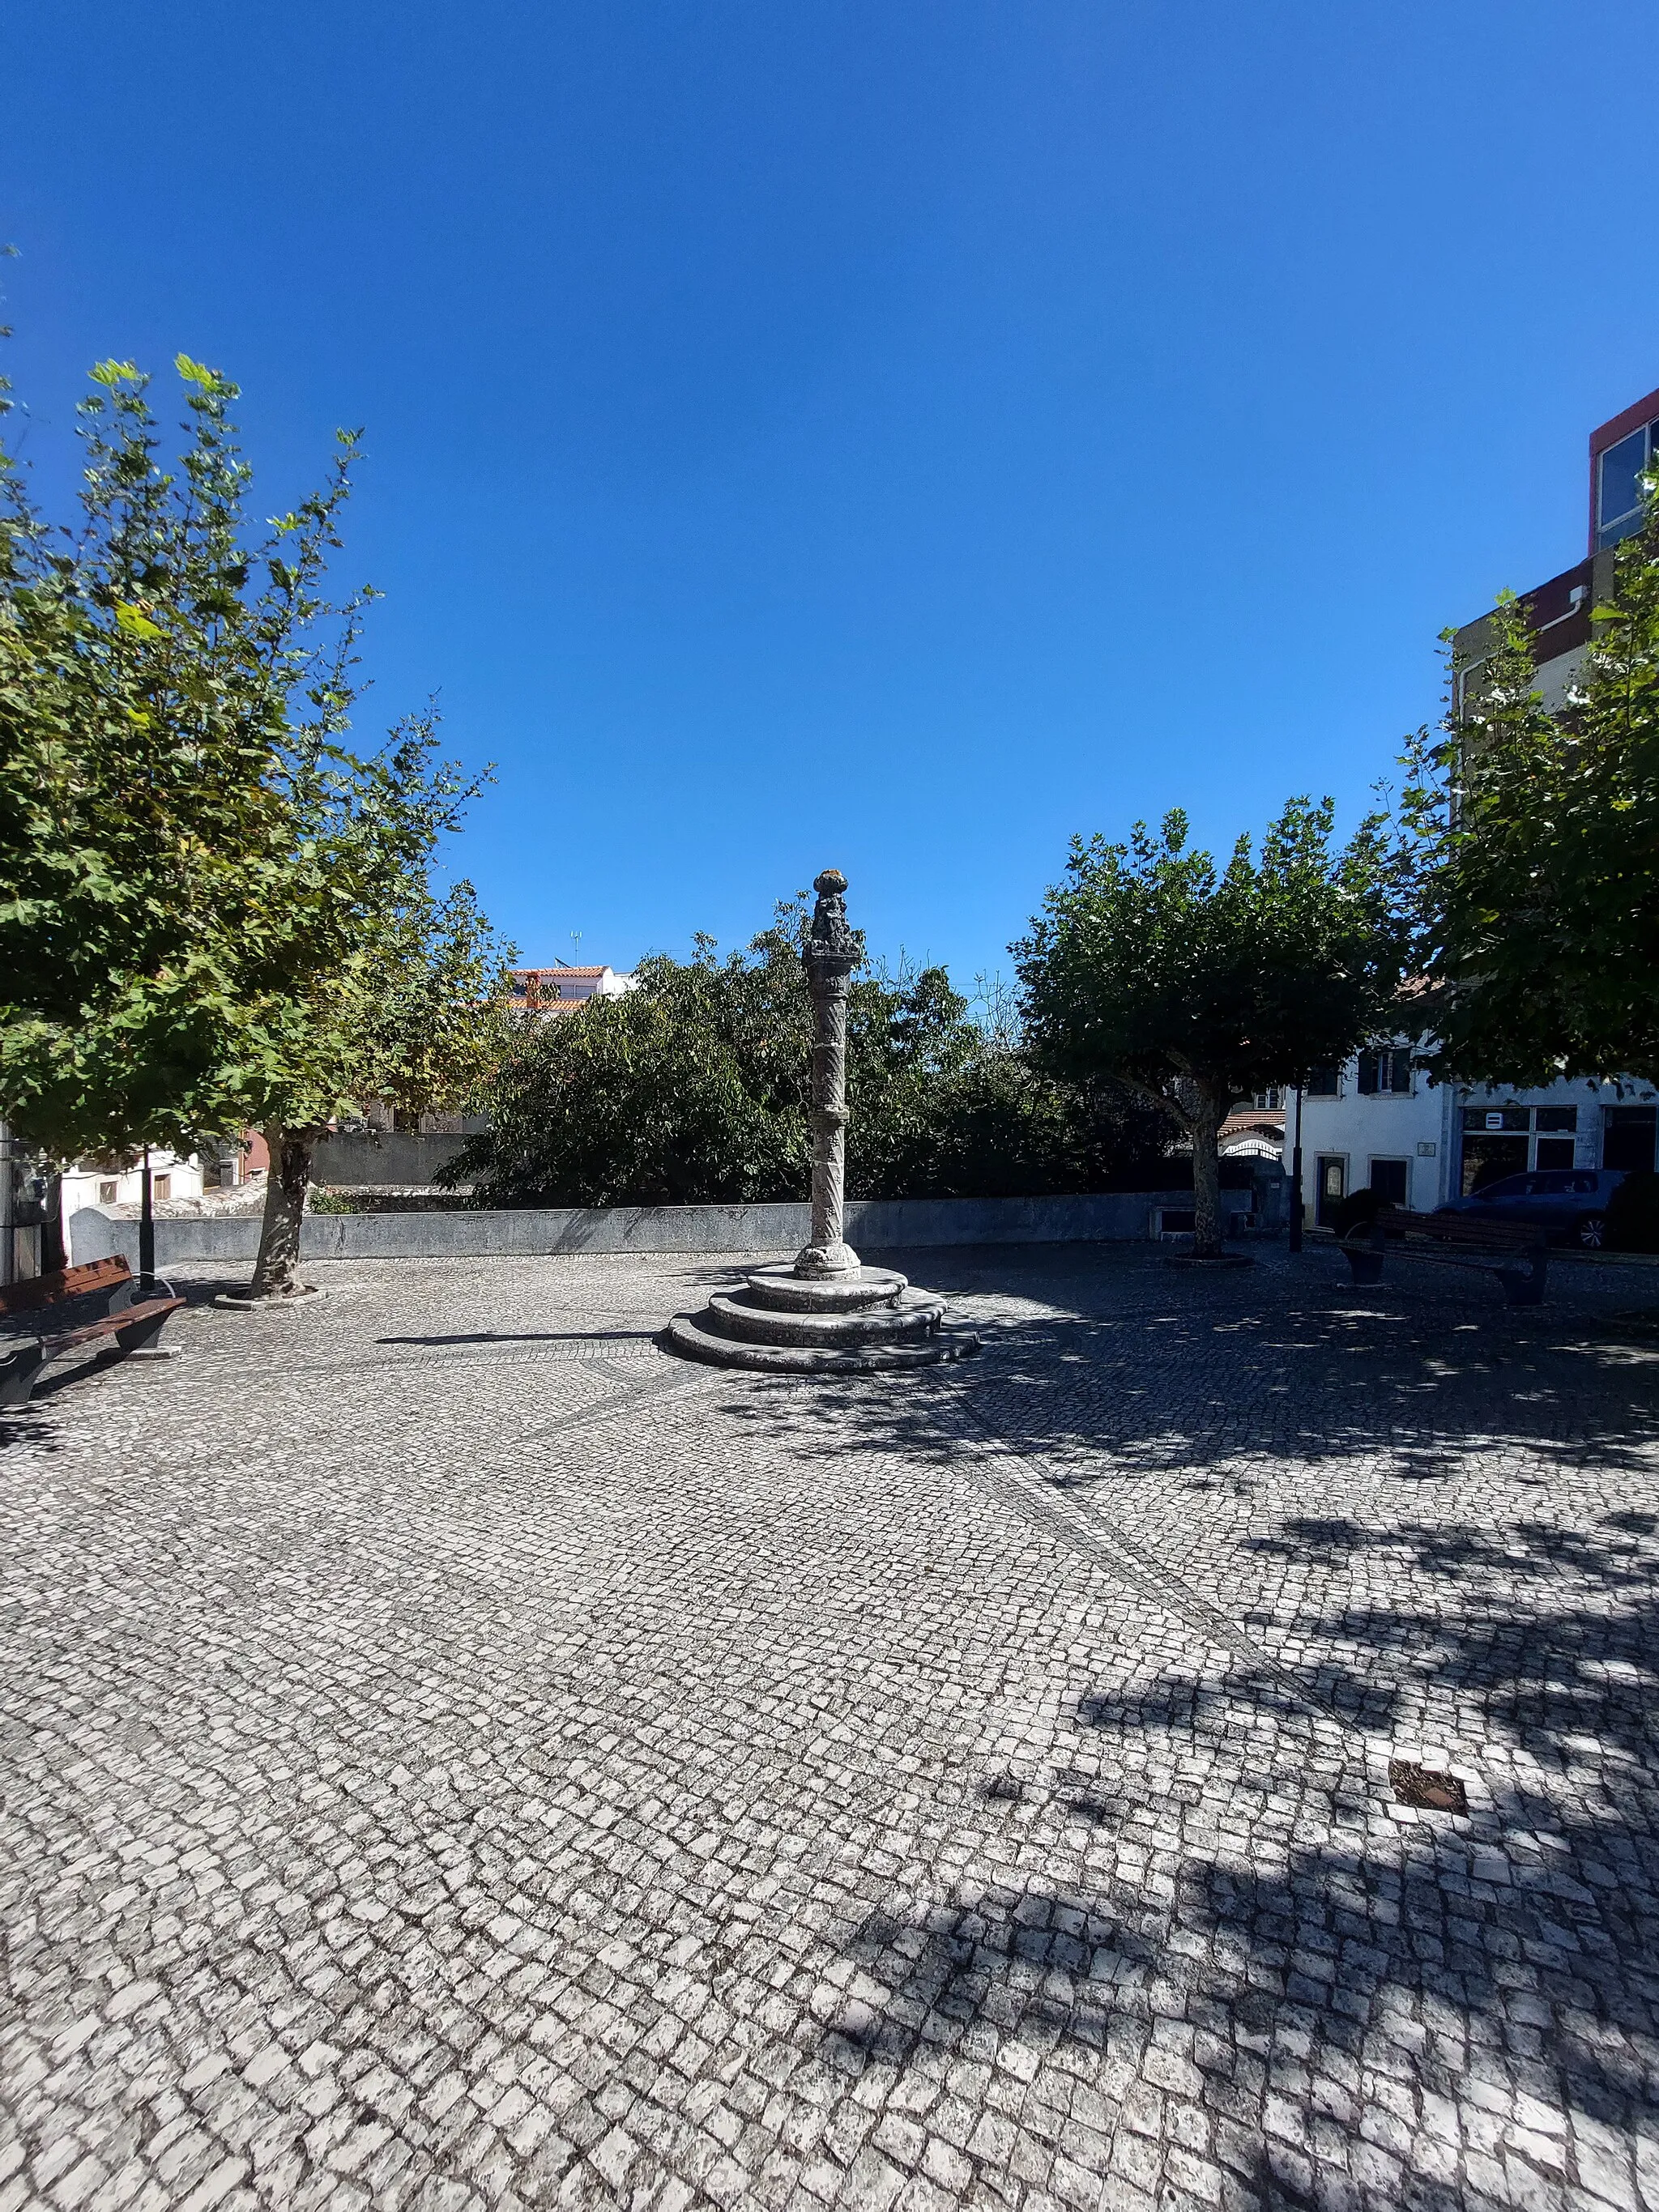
660, 865, 978, 1371
795, 869, 861, 1278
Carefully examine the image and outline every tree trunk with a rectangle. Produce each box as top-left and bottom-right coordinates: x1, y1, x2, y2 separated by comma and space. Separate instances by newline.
1161, 1076, 1230, 1259
1191, 1113, 1226, 1259
249, 1127, 314, 1298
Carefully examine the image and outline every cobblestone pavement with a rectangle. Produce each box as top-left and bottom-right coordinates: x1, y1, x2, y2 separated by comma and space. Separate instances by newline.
3, 1242, 1658, 2212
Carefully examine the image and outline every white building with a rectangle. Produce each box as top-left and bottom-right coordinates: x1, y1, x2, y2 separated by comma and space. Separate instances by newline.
58, 1149, 207, 1222
1292, 1048, 1657, 1226
507, 965, 636, 1018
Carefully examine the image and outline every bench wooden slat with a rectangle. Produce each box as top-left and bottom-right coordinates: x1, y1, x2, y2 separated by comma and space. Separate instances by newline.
0, 1255, 132, 1316
1398, 1213, 1546, 1251
42, 1298, 184, 1359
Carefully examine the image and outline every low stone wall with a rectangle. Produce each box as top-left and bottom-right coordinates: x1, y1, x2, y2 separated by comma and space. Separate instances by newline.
70, 1191, 1199, 1268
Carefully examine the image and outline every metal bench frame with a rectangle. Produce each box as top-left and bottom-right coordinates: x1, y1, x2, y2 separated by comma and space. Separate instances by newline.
0, 1256, 184, 1409
1339, 1216, 1549, 1306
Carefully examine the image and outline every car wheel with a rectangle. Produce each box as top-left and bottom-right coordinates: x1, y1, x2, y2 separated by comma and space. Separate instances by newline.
1576, 1213, 1607, 1250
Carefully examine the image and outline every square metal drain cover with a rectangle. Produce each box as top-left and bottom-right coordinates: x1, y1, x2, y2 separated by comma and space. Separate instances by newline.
1389, 1760, 1468, 1813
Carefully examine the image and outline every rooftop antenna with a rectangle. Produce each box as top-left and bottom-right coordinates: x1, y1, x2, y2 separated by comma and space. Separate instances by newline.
570, 931, 582, 965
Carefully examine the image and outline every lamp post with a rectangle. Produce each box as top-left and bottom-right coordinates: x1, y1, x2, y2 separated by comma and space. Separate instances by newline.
0, 1119, 14, 1290
794, 869, 862, 1279
139, 1145, 156, 1287
1288, 1084, 1305, 1254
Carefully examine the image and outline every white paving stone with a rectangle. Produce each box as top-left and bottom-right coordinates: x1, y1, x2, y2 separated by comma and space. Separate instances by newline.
2, 1243, 1657, 2210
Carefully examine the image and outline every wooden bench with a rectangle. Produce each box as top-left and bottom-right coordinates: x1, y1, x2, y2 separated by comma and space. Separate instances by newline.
1340, 1209, 1549, 1306
0, 1256, 185, 1409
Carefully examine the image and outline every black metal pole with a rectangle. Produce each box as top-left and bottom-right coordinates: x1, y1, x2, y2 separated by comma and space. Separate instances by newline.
139, 1145, 156, 1286
1288, 1085, 1305, 1254
0, 1119, 14, 1290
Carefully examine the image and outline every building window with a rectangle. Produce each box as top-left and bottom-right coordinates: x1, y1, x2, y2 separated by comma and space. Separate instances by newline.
1597, 420, 1659, 548
1252, 1089, 1282, 1111
1463, 1106, 1529, 1133
1306, 1068, 1340, 1097
1536, 1106, 1577, 1132
1368, 1157, 1410, 1206
1357, 1049, 1412, 1097
151, 1174, 171, 1202
99, 1179, 118, 1204
1462, 1134, 1528, 1194
1535, 1138, 1576, 1170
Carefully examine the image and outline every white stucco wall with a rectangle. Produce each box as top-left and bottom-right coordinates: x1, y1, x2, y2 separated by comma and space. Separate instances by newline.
1294, 1076, 1448, 1216
1291, 1061, 1657, 1220
60, 1153, 205, 1262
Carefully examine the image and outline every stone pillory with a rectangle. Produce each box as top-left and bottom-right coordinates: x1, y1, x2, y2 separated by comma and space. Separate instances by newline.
663, 871, 979, 1374
797, 869, 860, 1281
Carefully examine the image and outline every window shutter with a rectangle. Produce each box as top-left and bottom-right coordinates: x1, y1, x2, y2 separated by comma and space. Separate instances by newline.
1357, 1054, 1380, 1095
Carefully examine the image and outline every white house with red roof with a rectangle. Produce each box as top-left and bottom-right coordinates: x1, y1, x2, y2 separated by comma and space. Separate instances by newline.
507, 965, 637, 1017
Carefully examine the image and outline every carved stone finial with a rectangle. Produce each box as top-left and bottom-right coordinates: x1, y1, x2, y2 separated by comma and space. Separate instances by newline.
807, 869, 858, 969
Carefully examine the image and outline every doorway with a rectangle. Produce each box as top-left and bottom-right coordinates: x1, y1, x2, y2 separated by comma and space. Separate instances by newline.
1603, 1106, 1657, 1173
1316, 1155, 1346, 1227
1368, 1157, 1410, 1208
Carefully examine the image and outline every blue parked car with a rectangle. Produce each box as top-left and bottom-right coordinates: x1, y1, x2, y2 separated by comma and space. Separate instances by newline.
1435, 1168, 1626, 1248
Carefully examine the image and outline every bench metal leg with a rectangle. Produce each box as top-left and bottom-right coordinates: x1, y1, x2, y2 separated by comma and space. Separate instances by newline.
1341, 1247, 1385, 1286
1498, 1260, 1547, 1306
115, 1308, 175, 1357
0, 1341, 46, 1411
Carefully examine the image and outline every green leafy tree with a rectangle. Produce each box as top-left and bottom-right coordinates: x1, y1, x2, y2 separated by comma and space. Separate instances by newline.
1015, 800, 1410, 1255
0, 355, 512, 1295
445, 901, 1172, 1208
2, 356, 305, 1152
227, 727, 514, 1298
1403, 477, 1659, 1085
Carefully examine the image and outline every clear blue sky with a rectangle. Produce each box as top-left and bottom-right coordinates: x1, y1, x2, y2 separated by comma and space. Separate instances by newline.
6, 3, 1658, 990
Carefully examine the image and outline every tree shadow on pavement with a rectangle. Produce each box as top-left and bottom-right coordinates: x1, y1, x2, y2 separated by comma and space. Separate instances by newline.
761, 1251, 1659, 2203
817, 1777, 1658, 2208
825, 1242, 1659, 1486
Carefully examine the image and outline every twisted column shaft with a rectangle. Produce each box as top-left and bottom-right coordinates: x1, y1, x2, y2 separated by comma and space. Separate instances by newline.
795, 870, 860, 1279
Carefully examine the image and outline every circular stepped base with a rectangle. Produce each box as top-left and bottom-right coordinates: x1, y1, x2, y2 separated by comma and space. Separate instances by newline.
662, 1261, 979, 1375
740, 1264, 910, 1312
703, 1286, 945, 1349
661, 1311, 979, 1374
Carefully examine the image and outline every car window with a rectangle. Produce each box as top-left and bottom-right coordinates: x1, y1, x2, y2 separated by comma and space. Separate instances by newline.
1571, 1174, 1599, 1194
1526, 1173, 1572, 1194
1478, 1175, 1527, 1200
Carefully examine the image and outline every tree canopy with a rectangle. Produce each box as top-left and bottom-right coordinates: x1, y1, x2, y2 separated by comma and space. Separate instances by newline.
1015, 799, 1410, 1254
443, 902, 1171, 1208
0, 354, 511, 1293
1404, 477, 1659, 1087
